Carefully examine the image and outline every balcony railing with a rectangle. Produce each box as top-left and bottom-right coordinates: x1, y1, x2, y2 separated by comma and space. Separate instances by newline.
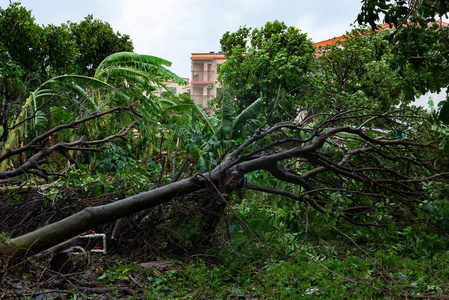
191, 71, 215, 82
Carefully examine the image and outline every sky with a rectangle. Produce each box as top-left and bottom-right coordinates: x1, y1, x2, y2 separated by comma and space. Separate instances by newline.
0, 0, 364, 78
0, 0, 444, 107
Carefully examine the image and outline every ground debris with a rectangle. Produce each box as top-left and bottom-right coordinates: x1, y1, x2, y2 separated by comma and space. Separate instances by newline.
138, 260, 182, 273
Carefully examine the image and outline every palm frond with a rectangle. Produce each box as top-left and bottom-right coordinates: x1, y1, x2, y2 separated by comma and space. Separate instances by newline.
95, 52, 186, 86
220, 90, 235, 139
97, 52, 172, 69
192, 104, 216, 135
48, 75, 130, 105
232, 97, 263, 137
160, 103, 195, 115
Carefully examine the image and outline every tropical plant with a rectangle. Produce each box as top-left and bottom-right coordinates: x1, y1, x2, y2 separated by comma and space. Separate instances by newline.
172, 91, 263, 172
0, 51, 186, 176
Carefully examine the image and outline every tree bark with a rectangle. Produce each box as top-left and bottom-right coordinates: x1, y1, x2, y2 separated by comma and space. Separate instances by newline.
0, 174, 212, 258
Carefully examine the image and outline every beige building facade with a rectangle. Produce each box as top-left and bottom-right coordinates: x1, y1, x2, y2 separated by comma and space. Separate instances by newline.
188, 33, 365, 107
189, 39, 329, 107
190, 52, 226, 107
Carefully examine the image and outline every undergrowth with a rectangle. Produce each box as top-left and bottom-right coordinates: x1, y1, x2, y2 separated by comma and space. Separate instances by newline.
2, 175, 449, 299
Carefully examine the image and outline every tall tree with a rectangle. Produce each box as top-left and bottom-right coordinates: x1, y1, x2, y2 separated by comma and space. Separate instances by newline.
358, 0, 449, 122
41, 23, 80, 76
0, 2, 133, 79
309, 25, 408, 114
219, 21, 315, 120
68, 15, 133, 76
0, 2, 43, 75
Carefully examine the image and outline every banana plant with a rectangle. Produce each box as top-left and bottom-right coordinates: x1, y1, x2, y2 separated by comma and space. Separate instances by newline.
95, 52, 184, 88
0, 52, 186, 173
167, 91, 263, 171
0, 75, 123, 173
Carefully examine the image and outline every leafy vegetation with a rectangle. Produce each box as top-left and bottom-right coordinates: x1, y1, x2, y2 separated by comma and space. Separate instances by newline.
219, 20, 315, 121
310, 25, 409, 112
1, 1, 449, 299
358, 0, 449, 123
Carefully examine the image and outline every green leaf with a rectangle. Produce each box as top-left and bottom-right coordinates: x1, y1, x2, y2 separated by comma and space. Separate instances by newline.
193, 104, 216, 135
220, 90, 235, 139
438, 100, 449, 124
232, 97, 263, 135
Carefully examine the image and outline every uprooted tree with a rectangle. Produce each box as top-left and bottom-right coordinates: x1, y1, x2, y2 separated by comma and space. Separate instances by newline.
1, 102, 448, 259
2, 1, 449, 264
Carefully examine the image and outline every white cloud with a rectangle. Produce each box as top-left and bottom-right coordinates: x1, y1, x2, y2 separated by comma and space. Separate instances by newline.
2, 0, 367, 77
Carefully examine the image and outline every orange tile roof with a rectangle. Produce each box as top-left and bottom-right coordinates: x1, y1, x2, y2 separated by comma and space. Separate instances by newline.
191, 52, 226, 60
312, 22, 447, 49
312, 36, 345, 48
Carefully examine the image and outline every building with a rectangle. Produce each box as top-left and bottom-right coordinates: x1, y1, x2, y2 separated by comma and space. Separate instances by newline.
188, 40, 343, 107
190, 52, 226, 107
189, 22, 448, 108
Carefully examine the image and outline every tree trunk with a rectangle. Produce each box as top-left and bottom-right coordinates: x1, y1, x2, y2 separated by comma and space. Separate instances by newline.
0, 174, 212, 259
0, 118, 438, 261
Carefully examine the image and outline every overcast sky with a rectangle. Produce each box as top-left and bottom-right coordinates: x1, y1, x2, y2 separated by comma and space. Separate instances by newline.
1, 0, 364, 78
1, 0, 442, 107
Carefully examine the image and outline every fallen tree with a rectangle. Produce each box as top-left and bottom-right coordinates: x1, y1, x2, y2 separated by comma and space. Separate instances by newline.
1, 106, 447, 260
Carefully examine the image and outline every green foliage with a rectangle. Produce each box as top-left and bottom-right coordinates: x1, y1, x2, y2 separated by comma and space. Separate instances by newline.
0, 41, 23, 93
41, 24, 80, 76
2, 3, 449, 299
230, 193, 306, 258
129, 244, 449, 298
68, 14, 133, 76
177, 92, 263, 171
0, 49, 186, 176
36, 161, 154, 204
358, 0, 449, 32
0, 3, 140, 176
94, 51, 184, 88
0, 231, 10, 243
219, 20, 314, 121
311, 25, 409, 112
0, 3, 133, 79
98, 262, 138, 282
98, 143, 133, 173
0, 2, 43, 74
67, 15, 133, 76
358, 0, 449, 123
